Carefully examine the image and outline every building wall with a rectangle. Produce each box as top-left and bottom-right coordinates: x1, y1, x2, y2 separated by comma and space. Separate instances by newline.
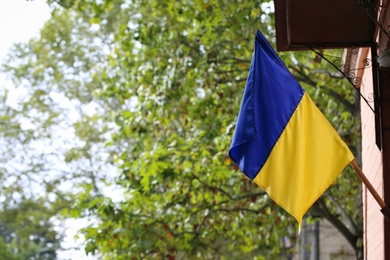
318, 220, 355, 260
294, 220, 355, 260
359, 48, 384, 260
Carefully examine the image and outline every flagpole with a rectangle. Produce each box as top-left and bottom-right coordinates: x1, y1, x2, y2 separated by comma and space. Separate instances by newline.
350, 159, 390, 219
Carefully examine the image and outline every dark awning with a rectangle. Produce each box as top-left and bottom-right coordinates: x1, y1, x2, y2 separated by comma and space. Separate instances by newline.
274, 0, 377, 51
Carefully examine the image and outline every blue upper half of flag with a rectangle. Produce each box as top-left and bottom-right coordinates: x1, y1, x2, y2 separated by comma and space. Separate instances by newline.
229, 31, 305, 180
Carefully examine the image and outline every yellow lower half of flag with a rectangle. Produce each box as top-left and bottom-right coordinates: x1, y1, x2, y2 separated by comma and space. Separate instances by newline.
253, 93, 354, 230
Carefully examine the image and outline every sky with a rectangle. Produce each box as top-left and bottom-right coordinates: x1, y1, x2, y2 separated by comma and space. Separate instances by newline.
0, 1, 96, 259
0, 0, 51, 64
0, 0, 51, 103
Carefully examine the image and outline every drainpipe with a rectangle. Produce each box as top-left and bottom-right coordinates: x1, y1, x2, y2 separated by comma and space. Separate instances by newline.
302, 218, 308, 260
312, 221, 320, 260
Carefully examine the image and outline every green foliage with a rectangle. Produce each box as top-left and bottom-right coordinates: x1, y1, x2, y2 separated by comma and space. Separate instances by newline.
0, 197, 62, 259
0, 0, 363, 258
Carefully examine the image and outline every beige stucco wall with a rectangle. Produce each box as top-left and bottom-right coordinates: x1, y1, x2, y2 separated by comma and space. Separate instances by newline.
360, 48, 384, 260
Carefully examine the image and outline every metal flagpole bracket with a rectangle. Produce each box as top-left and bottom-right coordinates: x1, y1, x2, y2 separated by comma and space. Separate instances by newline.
381, 204, 390, 221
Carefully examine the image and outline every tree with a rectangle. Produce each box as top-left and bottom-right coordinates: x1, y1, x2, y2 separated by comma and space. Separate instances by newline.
1, 0, 363, 258
0, 3, 116, 258
0, 197, 62, 260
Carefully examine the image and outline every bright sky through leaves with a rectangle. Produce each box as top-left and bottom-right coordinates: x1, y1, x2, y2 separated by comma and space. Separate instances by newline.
0, 2, 95, 259
0, 1, 50, 64
0, 1, 51, 107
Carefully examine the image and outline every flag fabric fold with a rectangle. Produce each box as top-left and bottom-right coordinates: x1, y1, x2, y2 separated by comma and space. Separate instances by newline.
229, 30, 354, 229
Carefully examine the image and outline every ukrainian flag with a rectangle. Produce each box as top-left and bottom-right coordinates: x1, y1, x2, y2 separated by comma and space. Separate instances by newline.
229, 31, 354, 229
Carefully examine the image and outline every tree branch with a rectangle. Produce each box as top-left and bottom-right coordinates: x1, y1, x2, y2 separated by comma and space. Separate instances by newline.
195, 201, 273, 235
312, 197, 358, 251
327, 191, 358, 234
289, 66, 355, 114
